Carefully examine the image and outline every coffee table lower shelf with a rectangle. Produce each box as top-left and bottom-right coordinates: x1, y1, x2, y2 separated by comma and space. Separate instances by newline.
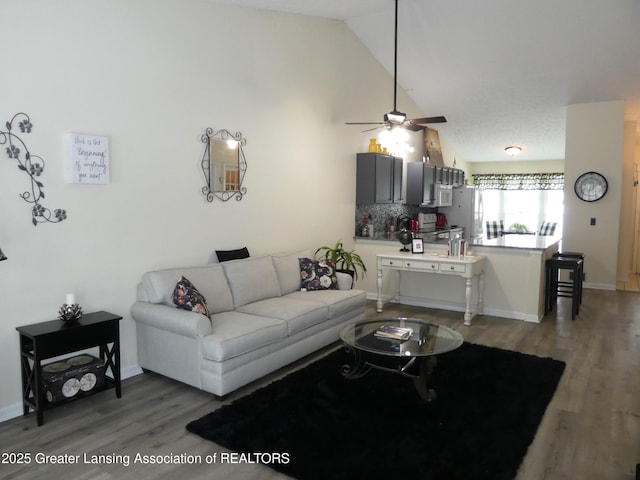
340, 345, 438, 402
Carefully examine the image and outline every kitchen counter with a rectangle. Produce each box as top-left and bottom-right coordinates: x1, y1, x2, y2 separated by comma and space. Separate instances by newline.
357, 231, 561, 252
355, 227, 463, 245
470, 233, 561, 251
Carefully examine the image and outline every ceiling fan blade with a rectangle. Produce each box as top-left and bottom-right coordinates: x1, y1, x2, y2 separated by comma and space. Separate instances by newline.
409, 116, 448, 124
349, 0, 448, 136
404, 123, 426, 132
362, 125, 385, 133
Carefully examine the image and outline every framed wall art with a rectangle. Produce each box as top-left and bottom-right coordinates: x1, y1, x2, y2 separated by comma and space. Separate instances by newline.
66, 133, 110, 184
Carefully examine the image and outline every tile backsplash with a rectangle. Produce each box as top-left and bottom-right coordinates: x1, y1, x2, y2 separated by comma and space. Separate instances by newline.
355, 204, 436, 236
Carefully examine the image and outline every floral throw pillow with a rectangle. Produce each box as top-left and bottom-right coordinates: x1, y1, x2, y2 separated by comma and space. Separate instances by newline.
299, 258, 338, 291
172, 276, 210, 317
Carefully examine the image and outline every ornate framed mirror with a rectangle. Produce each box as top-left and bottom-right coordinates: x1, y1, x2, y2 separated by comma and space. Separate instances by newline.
201, 128, 247, 202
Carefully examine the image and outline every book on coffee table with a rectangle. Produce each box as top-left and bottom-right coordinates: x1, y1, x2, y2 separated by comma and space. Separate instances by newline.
374, 325, 413, 341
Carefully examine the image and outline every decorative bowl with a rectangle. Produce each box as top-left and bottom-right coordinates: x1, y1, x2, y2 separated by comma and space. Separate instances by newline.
58, 303, 83, 322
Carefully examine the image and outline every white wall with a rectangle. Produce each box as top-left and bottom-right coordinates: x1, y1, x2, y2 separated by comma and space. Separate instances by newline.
0, 0, 425, 416
563, 101, 625, 289
617, 120, 638, 282
467, 160, 565, 175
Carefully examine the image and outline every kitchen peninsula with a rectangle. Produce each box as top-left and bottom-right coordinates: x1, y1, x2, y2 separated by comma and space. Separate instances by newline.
355, 233, 561, 323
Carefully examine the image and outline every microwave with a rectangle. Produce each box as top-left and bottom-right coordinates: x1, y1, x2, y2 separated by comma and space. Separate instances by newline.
434, 184, 453, 207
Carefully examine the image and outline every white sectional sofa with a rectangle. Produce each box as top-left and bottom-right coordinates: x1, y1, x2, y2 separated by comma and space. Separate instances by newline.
130, 249, 366, 397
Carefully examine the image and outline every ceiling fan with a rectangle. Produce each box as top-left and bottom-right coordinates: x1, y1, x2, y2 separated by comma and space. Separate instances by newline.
346, 0, 446, 132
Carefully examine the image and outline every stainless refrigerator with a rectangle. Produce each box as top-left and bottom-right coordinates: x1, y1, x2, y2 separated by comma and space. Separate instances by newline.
438, 186, 481, 241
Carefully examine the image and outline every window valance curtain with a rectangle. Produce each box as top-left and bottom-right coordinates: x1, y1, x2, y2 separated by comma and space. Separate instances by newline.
471, 173, 564, 190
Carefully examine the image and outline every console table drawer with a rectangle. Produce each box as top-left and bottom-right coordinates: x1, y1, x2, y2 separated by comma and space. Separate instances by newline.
439, 262, 467, 273
381, 258, 403, 268
404, 260, 439, 271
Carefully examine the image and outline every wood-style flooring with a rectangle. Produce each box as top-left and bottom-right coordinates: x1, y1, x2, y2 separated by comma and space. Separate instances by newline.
1, 290, 639, 480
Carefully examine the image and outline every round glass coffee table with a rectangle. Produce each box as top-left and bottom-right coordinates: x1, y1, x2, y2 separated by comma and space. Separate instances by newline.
339, 318, 464, 401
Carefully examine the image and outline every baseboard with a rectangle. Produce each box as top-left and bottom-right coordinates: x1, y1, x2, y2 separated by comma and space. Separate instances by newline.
584, 282, 616, 291
0, 364, 143, 424
122, 364, 144, 379
366, 292, 540, 323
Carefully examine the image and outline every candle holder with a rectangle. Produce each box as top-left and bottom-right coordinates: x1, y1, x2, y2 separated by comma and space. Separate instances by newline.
58, 303, 83, 322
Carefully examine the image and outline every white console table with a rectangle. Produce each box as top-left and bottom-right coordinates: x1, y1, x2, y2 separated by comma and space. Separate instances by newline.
376, 252, 486, 325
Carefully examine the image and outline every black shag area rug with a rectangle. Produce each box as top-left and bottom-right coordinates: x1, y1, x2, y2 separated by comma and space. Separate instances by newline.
187, 343, 565, 480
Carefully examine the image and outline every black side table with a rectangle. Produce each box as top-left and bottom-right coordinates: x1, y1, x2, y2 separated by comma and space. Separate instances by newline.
16, 311, 122, 426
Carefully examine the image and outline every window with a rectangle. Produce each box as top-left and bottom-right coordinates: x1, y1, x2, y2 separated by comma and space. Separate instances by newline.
473, 173, 564, 236
477, 189, 563, 235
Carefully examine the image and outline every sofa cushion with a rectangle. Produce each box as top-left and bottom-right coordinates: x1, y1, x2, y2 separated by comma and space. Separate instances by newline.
203, 312, 287, 362
142, 264, 234, 314
299, 258, 338, 291
223, 256, 282, 309
272, 249, 310, 295
172, 276, 210, 317
237, 297, 328, 336
285, 289, 366, 319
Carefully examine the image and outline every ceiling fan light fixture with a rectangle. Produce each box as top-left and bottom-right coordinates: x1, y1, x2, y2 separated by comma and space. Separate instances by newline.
379, 127, 413, 157
384, 111, 407, 124
505, 145, 522, 156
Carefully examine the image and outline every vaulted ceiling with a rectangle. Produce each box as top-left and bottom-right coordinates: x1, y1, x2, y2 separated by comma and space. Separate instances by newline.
206, 0, 640, 162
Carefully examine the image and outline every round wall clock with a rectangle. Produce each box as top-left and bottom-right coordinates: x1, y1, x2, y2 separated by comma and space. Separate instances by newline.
574, 171, 608, 202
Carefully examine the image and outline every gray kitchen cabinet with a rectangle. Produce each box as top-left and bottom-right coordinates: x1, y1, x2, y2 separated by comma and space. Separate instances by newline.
356, 153, 403, 204
436, 166, 465, 186
406, 162, 436, 205
451, 168, 465, 186
452, 169, 461, 186
392, 155, 403, 202
435, 165, 452, 185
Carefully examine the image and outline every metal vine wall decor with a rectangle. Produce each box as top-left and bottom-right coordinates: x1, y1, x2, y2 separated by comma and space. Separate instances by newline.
1, 112, 67, 226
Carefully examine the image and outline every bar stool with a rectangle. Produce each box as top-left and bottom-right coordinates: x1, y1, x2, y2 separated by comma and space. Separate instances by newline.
545, 256, 583, 320
552, 251, 585, 305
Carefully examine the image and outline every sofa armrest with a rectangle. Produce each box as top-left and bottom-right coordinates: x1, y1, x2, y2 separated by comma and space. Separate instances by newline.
130, 302, 212, 338
336, 272, 353, 290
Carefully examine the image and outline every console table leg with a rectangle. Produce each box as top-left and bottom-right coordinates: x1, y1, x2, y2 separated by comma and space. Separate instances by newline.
34, 360, 44, 426
376, 268, 383, 312
464, 277, 473, 326
478, 272, 485, 315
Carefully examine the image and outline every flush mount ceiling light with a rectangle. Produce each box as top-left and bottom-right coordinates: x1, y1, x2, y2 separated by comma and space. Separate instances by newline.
505, 145, 522, 156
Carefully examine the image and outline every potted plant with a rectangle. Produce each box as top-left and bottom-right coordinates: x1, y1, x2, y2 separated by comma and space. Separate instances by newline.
315, 241, 367, 282
507, 222, 531, 234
